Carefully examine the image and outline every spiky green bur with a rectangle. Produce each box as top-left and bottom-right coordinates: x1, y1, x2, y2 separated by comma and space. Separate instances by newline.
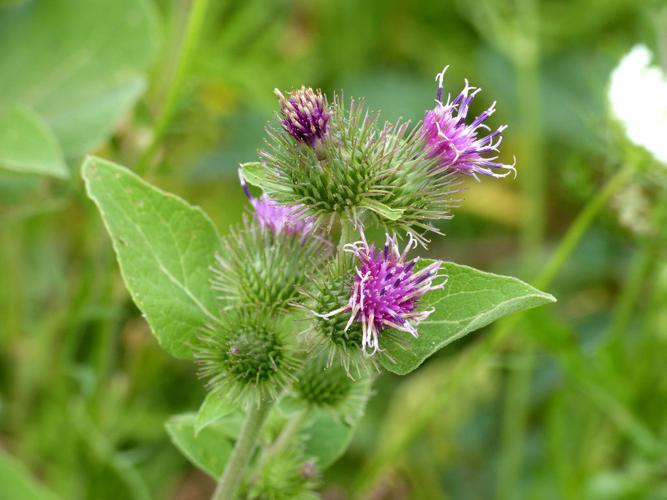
305, 263, 376, 376
294, 357, 353, 407
196, 310, 300, 403
247, 448, 320, 500
258, 96, 458, 236
291, 355, 373, 425
212, 222, 325, 312
315, 272, 363, 349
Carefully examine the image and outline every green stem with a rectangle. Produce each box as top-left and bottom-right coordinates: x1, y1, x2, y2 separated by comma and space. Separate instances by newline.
515, 0, 544, 261
213, 398, 273, 500
252, 409, 308, 483
533, 161, 637, 290
497, 348, 536, 500
268, 410, 307, 459
136, 0, 210, 176
607, 188, 667, 349
499, 3, 543, 492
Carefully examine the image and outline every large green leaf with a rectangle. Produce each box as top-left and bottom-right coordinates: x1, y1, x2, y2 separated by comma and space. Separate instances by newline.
380, 262, 556, 375
0, 450, 58, 500
0, 0, 160, 158
165, 414, 234, 478
194, 391, 240, 436
301, 410, 357, 470
82, 156, 221, 359
0, 107, 67, 178
299, 378, 372, 469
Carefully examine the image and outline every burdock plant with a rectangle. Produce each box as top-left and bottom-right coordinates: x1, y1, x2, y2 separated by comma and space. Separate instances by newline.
83, 67, 555, 499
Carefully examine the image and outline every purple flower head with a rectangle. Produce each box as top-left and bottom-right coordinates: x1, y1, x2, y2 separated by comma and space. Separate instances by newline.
423, 66, 516, 179
322, 233, 445, 355
240, 172, 315, 237
274, 86, 330, 147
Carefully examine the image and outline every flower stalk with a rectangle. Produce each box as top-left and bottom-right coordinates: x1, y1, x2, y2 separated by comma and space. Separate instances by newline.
213, 398, 273, 500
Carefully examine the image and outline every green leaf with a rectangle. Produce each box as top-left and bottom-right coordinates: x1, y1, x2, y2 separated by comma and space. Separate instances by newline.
276, 395, 308, 417
301, 411, 356, 470
0, 107, 67, 178
360, 199, 405, 221
299, 378, 372, 469
194, 391, 239, 436
380, 261, 556, 375
165, 414, 234, 478
82, 156, 221, 359
0, 450, 58, 500
239, 162, 283, 192
0, 0, 160, 158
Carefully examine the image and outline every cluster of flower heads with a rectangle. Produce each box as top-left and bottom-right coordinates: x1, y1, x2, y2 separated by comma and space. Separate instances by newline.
244, 68, 514, 359
205, 67, 517, 392
274, 68, 515, 180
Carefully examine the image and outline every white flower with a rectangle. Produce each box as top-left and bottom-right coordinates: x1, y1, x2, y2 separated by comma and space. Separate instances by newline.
608, 45, 667, 165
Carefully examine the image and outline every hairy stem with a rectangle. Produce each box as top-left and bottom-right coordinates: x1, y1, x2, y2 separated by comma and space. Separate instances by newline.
136, 0, 210, 176
270, 410, 307, 458
213, 398, 273, 500
252, 409, 308, 481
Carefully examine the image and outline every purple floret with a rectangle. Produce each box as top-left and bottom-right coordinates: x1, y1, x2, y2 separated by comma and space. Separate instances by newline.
240, 172, 314, 236
274, 86, 330, 147
321, 233, 445, 355
423, 66, 516, 179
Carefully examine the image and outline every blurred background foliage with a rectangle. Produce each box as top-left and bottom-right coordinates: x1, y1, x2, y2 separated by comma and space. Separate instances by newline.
1, 0, 666, 498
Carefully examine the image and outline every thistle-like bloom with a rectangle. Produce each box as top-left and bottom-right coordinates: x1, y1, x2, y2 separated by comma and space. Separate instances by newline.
274, 86, 330, 147
322, 233, 445, 355
608, 45, 667, 165
240, 172, 315, 236
423, 66, 516, 179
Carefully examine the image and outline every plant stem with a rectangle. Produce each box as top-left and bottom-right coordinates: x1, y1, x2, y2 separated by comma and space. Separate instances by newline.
272, 410, 307, 456
533, 161, 637, 290
607, 187, 667, 349
212, 398, 273, 500
498, 2, 543, 492
515, 0, 544, 262
136, 0, 210, 176
254, 410, 307, 479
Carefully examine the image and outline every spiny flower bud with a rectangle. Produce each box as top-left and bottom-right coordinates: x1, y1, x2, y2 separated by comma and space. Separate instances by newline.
294, 357, 353, 408
275, 86, 330, 148
293, 355, 371, 424
322, 232, 445, 355
212, 219, 326, 312
247, 447, 320, 500
423, 66, 516, 179
306, 262, 373, 377
196, 309, 300, 404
